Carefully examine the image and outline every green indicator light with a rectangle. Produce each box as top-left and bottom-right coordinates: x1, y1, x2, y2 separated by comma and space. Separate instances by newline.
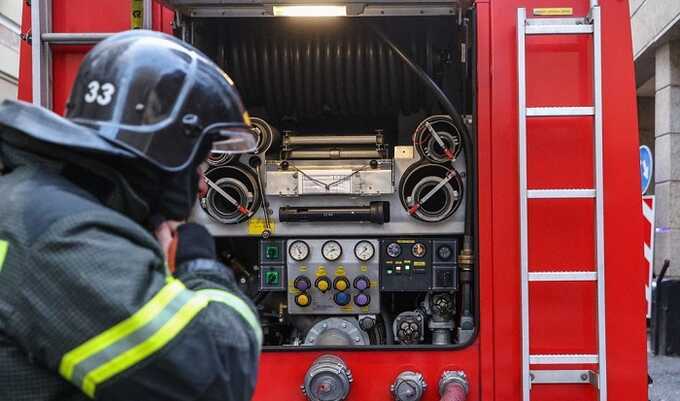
265, 246, 279, 260
265, 271, 280, 285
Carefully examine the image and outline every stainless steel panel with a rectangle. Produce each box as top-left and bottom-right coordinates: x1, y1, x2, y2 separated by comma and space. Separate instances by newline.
286, 239, 380, 315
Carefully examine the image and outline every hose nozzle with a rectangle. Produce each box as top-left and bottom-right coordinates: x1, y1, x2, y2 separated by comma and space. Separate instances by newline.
438, 371, 469, 401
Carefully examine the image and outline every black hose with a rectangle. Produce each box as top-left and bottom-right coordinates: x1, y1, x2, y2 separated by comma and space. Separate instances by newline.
370, 25, 474, 237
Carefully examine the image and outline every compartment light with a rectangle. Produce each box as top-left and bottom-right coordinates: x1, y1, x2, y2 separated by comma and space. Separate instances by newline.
272, 5, 347, 17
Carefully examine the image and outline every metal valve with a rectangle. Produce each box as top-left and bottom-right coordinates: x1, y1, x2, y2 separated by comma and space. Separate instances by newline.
438, 371, 469, 401
391, 371, 427, 401
301, 355, 353, 401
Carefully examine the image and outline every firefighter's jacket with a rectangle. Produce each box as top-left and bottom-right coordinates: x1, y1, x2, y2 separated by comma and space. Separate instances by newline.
0, 128, 262, 400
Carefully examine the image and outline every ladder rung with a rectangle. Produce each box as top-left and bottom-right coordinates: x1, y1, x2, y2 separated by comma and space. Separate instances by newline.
530, 354, 599, 365
529, 271, 597, 282
526, 107, 594, 117
526, 24, 594, 35
41, 32, 113, 44
530, 370, 598, 386
525, 17, 589, 26
528, 189, 596, 199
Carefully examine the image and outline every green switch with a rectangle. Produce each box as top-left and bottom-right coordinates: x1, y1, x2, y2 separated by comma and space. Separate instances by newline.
265, 245, 279, 260
264, 271, 280, 286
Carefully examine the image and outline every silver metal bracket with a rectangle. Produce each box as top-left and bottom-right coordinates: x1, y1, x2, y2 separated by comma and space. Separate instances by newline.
530, 370, 599, 388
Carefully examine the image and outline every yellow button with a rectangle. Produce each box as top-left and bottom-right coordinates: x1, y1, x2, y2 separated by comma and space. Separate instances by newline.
335, 278, 348, 291
296, 293, 310, 307
317, 280, 330, 292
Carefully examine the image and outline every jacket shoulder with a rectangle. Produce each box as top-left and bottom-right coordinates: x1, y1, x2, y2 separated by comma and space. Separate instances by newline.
0, 166, 112, 243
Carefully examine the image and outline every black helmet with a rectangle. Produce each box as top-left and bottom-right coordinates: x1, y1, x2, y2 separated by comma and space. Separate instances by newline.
65, 30, 255, 172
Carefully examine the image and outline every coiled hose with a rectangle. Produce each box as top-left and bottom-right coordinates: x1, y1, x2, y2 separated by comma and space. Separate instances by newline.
211, 21, 441, 119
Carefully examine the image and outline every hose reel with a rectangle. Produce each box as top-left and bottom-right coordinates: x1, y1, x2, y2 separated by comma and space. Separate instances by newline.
399, 162, 463, 223
202, 163, 262, 224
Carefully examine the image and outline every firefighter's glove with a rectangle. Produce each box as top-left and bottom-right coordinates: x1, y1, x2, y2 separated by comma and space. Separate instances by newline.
167, 223, 216, 273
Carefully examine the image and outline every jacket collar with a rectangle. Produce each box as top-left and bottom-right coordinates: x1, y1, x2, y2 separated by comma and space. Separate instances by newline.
0, 126, 151, 224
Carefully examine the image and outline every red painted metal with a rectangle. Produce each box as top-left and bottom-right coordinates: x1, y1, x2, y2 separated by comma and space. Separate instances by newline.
16, 0, 648, 400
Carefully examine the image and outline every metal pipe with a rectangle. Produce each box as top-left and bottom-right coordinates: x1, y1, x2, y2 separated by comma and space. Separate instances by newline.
279, 202, 390, 224
41, 33, 113, 44
286, 134, 383, 146
143, 0, 153, 29
31, 0, 51, 107
287, 149, 383, 159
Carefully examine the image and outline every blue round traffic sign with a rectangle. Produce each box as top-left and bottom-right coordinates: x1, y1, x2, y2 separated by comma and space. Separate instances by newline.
640, 145, 653, 195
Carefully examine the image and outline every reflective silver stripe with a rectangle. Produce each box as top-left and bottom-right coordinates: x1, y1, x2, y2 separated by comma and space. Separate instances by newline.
70, 289, 195, 389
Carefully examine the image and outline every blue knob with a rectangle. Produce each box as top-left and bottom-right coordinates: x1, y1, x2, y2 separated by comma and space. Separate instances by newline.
334, 292, 351, 306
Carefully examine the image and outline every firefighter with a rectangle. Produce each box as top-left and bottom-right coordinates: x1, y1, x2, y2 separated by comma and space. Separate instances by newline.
0, 31, 262, 401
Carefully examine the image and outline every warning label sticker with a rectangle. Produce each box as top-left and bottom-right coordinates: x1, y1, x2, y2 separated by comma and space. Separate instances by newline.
533, 7, 573, 16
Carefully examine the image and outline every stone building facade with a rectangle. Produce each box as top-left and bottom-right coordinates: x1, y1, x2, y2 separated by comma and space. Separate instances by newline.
0, 1, 20, 101
632, 0, 680, 276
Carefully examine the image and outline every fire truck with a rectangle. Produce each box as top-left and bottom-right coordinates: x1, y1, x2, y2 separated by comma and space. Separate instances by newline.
17, 0, 647, 400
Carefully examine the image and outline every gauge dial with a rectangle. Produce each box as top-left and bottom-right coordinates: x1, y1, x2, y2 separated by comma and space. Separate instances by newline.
386, 242, 402, 258
289, 240, 310, 261
411, 242, 427, 258
437, 245, 453, 261
322, 240, 343, 261
354, 240, 375, 261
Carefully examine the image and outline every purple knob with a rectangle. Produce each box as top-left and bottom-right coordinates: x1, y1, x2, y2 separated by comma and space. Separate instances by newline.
294, 276, 311, 291
354, 293, 371, 307
353, 276, 370, 291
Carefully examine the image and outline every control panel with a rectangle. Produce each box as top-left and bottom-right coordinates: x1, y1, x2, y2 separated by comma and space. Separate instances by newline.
380, 238, 459, 291
285, 239, 380, 315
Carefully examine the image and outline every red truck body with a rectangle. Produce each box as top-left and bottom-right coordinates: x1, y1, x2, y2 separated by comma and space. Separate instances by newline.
17, 1, 647, 400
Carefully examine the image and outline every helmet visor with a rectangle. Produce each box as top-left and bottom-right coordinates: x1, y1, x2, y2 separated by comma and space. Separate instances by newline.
205, 123, 257, 154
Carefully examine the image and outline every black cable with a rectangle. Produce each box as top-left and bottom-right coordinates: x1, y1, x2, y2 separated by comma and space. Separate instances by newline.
370, 25, 474, 237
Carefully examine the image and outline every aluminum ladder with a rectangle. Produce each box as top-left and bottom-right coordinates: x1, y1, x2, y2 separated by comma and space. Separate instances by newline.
517, 5, 606, 401
29, 0, 152, 108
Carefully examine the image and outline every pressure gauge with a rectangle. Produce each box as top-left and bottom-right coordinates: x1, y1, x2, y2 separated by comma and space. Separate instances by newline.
411, 243, 427, 258
322, 240, 343, 262
354, 240, 375, 261
289, 240, 310, 261
386, 242, 402, 258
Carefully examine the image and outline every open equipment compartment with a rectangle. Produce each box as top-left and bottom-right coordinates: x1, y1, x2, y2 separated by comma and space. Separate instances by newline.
175, 1, 479, 350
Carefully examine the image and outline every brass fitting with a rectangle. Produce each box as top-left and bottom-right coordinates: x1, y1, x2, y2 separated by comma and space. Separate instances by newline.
457, 235, 474, 271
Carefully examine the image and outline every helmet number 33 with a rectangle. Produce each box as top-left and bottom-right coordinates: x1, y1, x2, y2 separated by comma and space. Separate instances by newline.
84, 81, 116, 106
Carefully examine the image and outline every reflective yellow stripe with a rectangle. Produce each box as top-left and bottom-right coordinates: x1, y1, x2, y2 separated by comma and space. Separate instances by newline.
61, 283, 262, 398
59, 279, 186, 380
81, 294, 209, 397
197, 289, 263, 346
0, 240, 8, 272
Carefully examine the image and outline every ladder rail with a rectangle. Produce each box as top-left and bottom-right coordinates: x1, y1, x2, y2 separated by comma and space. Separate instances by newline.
31, 0, 51, 108
516, 8, 531, 401
593, 6, 608, 399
